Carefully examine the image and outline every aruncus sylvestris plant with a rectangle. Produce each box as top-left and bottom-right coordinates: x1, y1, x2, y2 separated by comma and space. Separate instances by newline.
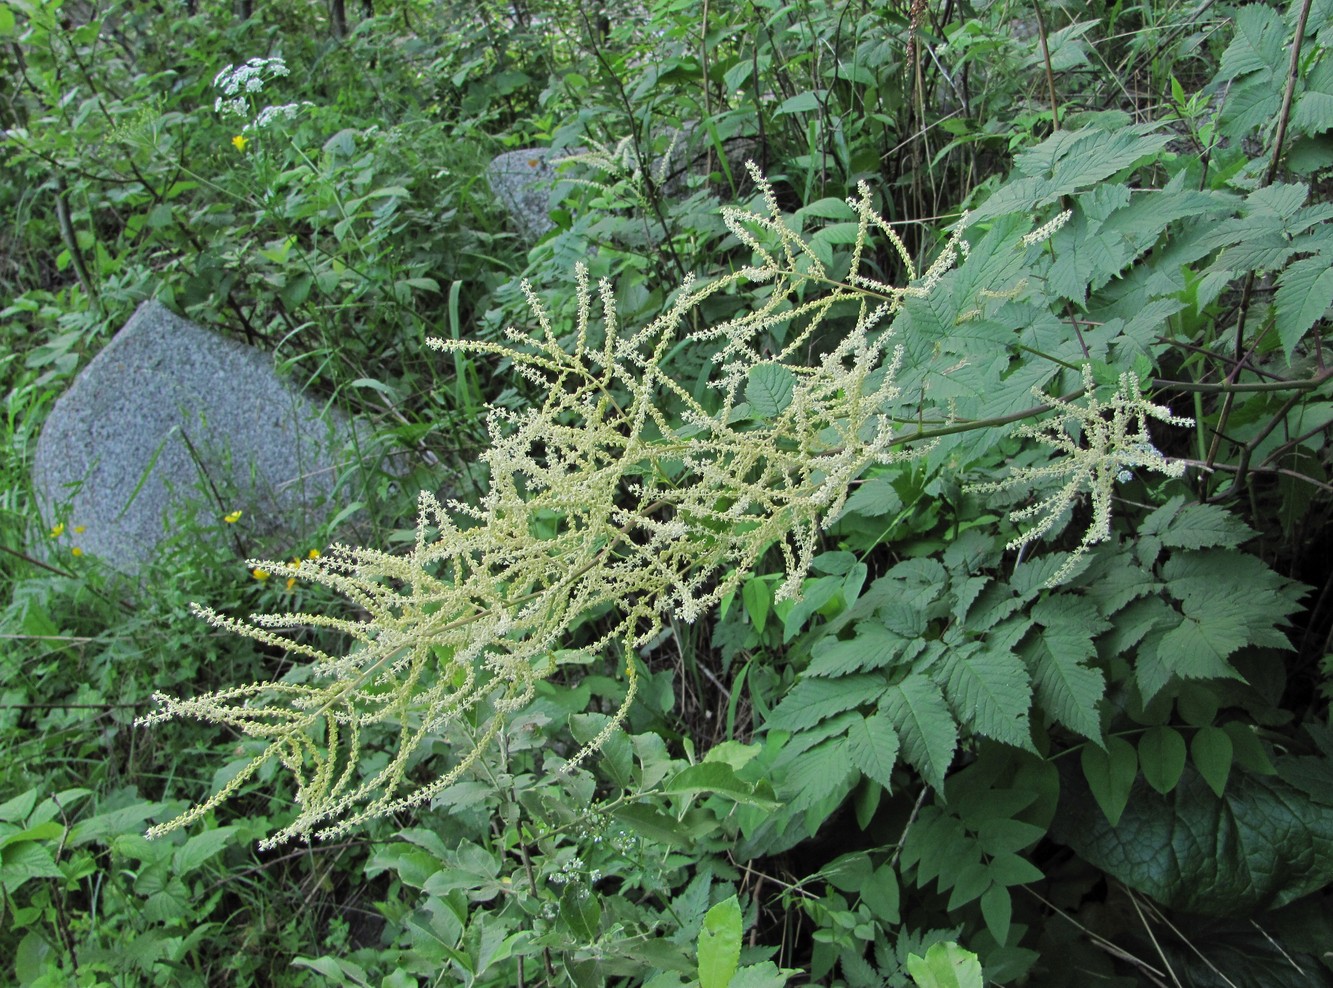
139, 165, 1184, 847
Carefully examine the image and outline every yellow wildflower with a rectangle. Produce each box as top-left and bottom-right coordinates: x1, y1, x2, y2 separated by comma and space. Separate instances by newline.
50, 523, 65, 538
231, 134, 248, 151
71, 547, 83, 557
307, 549, 320, 559
251, 567, 270, 581
285, 577, 297, 591
74, 525, 86, 534
224, 510, 243, 524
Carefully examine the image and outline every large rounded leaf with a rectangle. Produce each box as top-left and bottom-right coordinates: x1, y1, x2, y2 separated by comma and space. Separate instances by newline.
1052, 763, 1333, 917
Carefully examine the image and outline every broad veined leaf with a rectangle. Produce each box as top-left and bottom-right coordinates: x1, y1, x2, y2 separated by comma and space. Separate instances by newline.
841, 474, 904, 518
661, 763, 781, 809
905, 941, 984, 988
1191, 725, 1234, 798
560, 883, 601, 941
881, 674, 958, 790
697, 895, 742, 988
745, 363, 795, 418
846, 712, 901, 789
1053, 764, 1333, 916
1139, 726, 1188, 795
1081, 736, 1138, 827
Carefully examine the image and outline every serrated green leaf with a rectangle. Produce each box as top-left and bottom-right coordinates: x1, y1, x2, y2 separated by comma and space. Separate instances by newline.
841, 474, 903, 518
783, 736, 857, 813
1276, 254, 1333, 361
882, 674, 958, 790
1028, 602, 1106, 742
698, 895, 742, 988
745, 363, 795, 418
847, 713, 901, 789
1012, 125, 1172, 201
1139, 496, 1254, 550
1139, 726, 1188, 795
1082, 736, 1138, 827
1154, 611, 1249, 687
936, 642, 1033, 749
768, 674, 886, 731
0, 841, 63, 894
611, 803, 691, 846
807, 623, 913, 677
1215, 4, 1285, 82
729, 962, 799, 987
1191, 726, 1234, 797
1054, 764, 1333, 916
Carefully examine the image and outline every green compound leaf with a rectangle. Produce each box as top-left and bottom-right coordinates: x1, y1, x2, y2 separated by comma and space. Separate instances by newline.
847, 713, 901, 790
698, 895, 742, 988
745, 363, 795, 418
936, 642, 1034, 750
1139, 726, 1188, 795
1054, 764, 1333, 916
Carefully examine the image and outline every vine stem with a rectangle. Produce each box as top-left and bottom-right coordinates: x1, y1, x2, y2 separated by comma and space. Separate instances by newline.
1265, 0, 1316, 188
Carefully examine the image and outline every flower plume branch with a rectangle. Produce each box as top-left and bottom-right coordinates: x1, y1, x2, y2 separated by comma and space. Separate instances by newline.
138, 165, 1128, 846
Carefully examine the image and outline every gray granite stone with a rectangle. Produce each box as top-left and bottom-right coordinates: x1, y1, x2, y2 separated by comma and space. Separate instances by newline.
486, 148, 570, 242
33, 301, 374, 572
486, 129, 720, 243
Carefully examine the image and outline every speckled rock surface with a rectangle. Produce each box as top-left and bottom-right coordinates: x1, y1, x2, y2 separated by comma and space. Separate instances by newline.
32, 301, 371, 572
486, 148, 570, 241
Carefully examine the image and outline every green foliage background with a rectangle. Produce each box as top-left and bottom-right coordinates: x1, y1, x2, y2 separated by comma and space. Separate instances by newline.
2, 0, 1332, 984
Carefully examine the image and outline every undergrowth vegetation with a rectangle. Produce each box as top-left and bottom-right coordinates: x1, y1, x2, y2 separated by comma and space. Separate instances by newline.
3, 0, 1332, 984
